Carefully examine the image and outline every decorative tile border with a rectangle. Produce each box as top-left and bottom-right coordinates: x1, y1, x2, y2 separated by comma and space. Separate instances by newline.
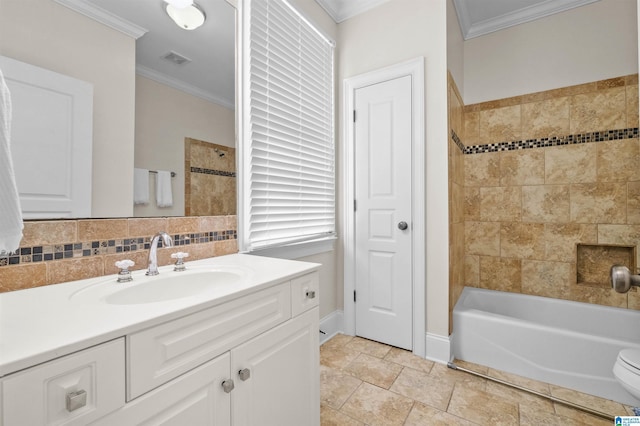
0, 229, 238, 267
190, 167, 236, 177
451, 127, 639, 155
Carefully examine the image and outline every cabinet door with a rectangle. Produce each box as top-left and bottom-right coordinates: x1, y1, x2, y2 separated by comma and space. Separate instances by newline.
231, 307, 319, 426
91, 353, 231, 426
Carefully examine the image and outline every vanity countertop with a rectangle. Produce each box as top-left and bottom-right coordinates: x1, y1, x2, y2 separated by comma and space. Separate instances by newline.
0, 253, 320, 377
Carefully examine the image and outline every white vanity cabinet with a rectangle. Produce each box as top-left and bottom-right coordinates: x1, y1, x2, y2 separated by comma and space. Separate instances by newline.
0, 339, 125, 426
93, 271, 320, 426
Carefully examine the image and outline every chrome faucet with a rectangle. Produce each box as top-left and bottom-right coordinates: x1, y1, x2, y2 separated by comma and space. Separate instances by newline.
146, 231, 174, 276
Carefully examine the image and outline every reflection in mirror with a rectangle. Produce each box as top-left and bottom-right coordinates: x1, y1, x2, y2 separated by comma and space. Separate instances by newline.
87, 0, 236, 218
0, 0, 236, 218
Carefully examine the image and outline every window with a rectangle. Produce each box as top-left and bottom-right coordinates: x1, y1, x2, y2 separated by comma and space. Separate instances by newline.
239, 0, 335, 253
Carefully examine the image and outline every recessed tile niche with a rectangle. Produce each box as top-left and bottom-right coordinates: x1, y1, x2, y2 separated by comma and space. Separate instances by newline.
576, 244, 637, 287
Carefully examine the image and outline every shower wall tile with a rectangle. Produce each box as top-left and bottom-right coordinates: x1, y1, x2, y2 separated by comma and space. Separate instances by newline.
627, 290, 640, 310
597, 224, 640, 267
596, 138, 640, 182
465, 222, 500, 257
627, 85, 639, 127
499, 150, 545, 186
480, 187, 521, 222
570, 182, 627, 224
464, 187, 481, 221
459, 73, 640, 311
545, 144, 596, 184
464, 255, 480, 287
544, 224, 597, 262
521, 97, 570, 139
479, 256, 521, 293
569, 285, 628, 308
464, 152, 500, 187
479, 105, 522, 144
521, 260, 572, 299
522, 185, 570, 223
627, 182, 640, 224
500, 223, 545, 260
463, 111, 480, 146
451, 182, 465, 224
570, 87, 626, 134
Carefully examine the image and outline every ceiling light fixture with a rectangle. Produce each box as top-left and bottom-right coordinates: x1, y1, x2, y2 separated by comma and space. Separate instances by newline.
164, 0, 206, 31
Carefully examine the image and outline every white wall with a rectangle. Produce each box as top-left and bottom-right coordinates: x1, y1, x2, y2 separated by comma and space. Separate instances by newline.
447, 0, 465, 93
338, 0, 451, 339
0, 0, 136, 218
464, 0, 638, 104
134, 76, 235, 217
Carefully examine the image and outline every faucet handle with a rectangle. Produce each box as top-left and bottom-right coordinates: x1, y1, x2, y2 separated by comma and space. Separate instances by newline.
115, 259, 135, 283
171, 252, 189, 272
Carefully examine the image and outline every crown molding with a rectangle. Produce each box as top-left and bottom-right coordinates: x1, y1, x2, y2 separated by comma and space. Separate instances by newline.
53, 0, 148, 39
314, 0, 390, 23
454, 0, 600, 40
136, 65, 235, 110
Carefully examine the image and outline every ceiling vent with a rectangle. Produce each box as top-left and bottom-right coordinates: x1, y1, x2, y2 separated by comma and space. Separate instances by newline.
162, 51, 192, 65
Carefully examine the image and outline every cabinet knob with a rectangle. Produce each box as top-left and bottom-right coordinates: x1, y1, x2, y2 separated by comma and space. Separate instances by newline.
66, 389, 87, 412
305, 290, 316, 299
238, 368, 251, 381
221, 379, 235, 393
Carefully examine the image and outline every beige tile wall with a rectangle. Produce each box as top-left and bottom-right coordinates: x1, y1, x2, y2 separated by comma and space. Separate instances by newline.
185, 138, 237, 216
448, 73, 465, 331
0, 216, 238, 293
460, 74, 640, 310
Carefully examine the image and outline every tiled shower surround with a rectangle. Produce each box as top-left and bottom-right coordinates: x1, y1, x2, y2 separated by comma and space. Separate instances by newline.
0, 216, 238, 292
448, 73, 640, 319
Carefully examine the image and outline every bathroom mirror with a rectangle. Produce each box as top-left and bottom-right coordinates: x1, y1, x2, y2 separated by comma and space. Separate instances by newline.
94, 0, 237, 219
1, 0, 236, 219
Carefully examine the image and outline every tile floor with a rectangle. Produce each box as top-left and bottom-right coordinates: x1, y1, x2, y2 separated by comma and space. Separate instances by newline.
320, 334, 635, 425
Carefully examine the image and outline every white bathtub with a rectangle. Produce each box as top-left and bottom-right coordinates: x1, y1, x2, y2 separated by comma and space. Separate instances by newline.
452, 286, 640, 406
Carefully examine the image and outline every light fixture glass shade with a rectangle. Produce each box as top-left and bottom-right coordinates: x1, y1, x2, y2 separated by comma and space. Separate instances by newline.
166, 2, 206, 30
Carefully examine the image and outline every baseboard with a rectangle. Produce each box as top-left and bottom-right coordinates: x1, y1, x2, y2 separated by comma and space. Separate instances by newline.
425, 332, 451, 364
319, 310, 344, 345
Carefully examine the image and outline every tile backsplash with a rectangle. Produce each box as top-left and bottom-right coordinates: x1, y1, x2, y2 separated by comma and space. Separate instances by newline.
0, 216, 238, 292
449, 73, 640, 311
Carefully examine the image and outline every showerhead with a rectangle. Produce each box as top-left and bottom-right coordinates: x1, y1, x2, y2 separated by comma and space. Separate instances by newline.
214, 148, 225, 158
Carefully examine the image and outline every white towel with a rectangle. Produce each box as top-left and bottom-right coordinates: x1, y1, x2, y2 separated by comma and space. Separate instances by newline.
0, 68, 23, 254
133, 168, 149, 205
156, 170, 173, 208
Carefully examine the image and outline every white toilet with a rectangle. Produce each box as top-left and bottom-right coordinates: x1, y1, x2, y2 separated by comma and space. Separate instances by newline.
614, 349, 640, 400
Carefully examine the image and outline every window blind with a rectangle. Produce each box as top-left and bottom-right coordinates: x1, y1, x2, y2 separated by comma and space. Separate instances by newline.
243, 0, 335, 251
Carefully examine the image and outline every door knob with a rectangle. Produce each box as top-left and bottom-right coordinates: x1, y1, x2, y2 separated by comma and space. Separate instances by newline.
398, 221, 408, 230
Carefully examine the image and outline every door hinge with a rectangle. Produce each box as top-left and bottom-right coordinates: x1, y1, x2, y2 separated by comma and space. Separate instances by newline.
353, 290, 356, 302
353, 110, 356, 122
354, 200, 356, 211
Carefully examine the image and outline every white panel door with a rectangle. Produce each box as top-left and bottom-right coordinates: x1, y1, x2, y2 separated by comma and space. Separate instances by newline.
0, 55, 92, 218
354, 75, 413, 350
231, 308, 319, 426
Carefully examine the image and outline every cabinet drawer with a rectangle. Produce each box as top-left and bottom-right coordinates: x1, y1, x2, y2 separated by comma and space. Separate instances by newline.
127, 282, 291, 400
1, 339, 125, 426
291, 272, 319, 317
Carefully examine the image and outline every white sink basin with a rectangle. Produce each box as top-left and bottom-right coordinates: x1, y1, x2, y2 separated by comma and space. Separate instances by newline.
70, 267, 251, 305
